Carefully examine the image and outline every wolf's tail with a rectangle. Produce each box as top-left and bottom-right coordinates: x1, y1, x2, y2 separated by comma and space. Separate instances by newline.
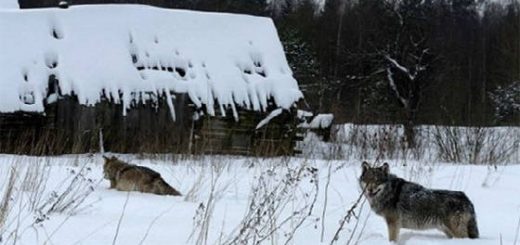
166, 185, 182, 196
156, 179, 182, 196
467, 215, 479, 239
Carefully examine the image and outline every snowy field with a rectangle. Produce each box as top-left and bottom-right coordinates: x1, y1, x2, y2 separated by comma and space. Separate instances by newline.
0, 153, 519, 245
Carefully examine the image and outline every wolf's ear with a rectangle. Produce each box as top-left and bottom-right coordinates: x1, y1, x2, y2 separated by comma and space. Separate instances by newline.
102, 156, 109, 161
382, 162, 389, 174
362, 161, 369, 171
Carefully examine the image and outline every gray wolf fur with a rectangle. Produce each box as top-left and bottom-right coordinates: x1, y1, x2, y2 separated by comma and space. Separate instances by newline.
359, 161, 478, 241
103, 156, 181, 196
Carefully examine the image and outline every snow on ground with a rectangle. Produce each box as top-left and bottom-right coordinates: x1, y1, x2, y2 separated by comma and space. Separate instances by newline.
0, 154, 519, 245
0, 5, 302, 118
0, 0, 18, 9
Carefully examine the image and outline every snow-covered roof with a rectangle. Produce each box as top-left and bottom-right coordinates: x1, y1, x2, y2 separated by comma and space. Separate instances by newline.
0, 5, 302, 120
298, 114, 334, 129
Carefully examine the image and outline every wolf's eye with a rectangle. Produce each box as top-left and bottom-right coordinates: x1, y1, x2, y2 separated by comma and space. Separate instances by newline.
362, 174, 375, 183
361, 173, 370, 181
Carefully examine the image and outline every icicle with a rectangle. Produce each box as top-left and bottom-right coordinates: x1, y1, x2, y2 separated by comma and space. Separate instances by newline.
99, 128, 105, 153
165, 89, 176, 121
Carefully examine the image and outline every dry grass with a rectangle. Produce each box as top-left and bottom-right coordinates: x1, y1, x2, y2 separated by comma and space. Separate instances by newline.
189, 162, 230, 245
514, 215, 520, 245
302, 124, 518, 165
0, 156, 97, 244
433, 126, 519, 164
329, 191, 366, 245
0, 167, 17, 236
222, 159, 319, 245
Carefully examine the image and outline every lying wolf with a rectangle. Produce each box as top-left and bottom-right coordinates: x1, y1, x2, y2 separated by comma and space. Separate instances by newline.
359, 161, 478, 242
103, 156, 181, 196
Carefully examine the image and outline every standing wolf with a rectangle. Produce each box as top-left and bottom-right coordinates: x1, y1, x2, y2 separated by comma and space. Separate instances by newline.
103, 156, 181, 196
359, 161, 478, 242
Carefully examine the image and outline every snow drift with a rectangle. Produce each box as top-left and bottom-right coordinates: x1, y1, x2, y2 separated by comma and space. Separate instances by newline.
0, 5, 302, 119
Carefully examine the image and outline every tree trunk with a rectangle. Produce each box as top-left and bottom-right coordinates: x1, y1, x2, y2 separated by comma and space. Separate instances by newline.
404, 109, 416, 148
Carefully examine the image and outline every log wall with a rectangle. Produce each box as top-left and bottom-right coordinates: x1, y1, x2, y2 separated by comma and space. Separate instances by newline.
0, 96, 300, 156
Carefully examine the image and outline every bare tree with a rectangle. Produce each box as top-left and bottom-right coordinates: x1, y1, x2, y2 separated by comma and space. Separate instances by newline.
377, 0, 438, 147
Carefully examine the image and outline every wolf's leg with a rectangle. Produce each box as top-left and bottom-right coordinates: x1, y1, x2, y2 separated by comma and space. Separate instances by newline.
447, 214, 469, 238
441, 226, 454, 238
115, 180, 135, 192
386, 218, 400, 242
451, 223, 469, 238
109, 179, 116, 189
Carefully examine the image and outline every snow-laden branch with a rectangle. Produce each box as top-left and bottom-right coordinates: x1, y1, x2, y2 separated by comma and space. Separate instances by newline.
384, 55, 415, 81
386, 68, 409, 108
255, 108, 283, 130
385, 48, 429, 82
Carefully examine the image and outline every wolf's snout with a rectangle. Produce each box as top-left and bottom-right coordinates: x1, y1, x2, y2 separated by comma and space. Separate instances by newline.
363, 184, 382, 197
368, 189, 379, 197
367, 187, 381, 197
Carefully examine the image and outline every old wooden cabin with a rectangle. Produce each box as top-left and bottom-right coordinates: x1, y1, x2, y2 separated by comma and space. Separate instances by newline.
0, 5, 314, 156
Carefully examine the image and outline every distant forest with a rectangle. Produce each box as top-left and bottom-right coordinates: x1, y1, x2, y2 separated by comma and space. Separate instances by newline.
20, 0, 520, 127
